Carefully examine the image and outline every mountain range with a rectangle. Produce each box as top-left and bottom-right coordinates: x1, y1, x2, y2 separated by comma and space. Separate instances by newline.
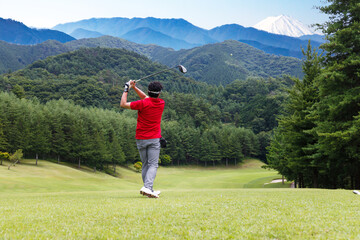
0, 18, 75, 45
0, 15, 317, 86
0, 36, 303, 84
52, 17, 323, 58
0, 16, 325, 59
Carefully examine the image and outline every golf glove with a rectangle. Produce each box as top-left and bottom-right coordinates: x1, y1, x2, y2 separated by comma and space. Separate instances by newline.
160, 137, 167, 148
124, 81, 131, 92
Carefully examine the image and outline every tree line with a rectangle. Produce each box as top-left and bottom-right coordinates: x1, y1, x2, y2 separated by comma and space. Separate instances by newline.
267, 0, 360, 189
0, 91, 261, 170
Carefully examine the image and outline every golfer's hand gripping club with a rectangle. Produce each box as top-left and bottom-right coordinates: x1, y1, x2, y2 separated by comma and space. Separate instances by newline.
123, 81, 131, 92
123, 80, 136, 92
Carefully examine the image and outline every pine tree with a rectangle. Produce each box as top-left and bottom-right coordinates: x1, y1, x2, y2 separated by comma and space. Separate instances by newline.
46, 102, 69, 164
314, 0, 360, 188
0, 118, 8, 152
267, 42, 322, 187
30, 104, 51, 164
110, 136, 125, 173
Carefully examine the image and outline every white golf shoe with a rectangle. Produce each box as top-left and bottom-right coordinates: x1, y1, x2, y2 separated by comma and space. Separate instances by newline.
353, 190, 360, 195
153, 190, 161, 196
140, 187, 159, 198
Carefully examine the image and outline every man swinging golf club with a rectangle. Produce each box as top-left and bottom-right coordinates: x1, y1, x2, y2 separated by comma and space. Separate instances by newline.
120, 80, 165, 198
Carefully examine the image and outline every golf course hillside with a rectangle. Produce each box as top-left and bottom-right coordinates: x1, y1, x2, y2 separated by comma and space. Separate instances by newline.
0, 159, 287, 193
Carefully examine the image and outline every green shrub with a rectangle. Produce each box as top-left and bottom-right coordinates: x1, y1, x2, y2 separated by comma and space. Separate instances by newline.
0, 151, 10, 165
134, 161, 142, 172
159, 154, 172, 166
10, 149, 23, 163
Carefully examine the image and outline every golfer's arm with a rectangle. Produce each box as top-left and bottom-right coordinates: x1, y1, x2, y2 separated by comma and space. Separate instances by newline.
120, 92, 131, 109
133, 86, 148, 99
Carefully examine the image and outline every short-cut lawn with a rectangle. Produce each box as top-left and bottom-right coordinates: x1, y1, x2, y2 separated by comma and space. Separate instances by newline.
0, 159, 358, 239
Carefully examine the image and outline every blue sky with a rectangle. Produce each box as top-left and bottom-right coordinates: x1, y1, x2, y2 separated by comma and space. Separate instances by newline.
0, 0, 329, 30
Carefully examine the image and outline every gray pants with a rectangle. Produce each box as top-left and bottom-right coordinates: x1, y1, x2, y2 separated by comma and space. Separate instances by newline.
136, 138, 160, 191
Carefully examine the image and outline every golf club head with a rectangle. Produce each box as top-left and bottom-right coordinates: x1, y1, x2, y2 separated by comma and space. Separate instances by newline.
178, 65, 187, 73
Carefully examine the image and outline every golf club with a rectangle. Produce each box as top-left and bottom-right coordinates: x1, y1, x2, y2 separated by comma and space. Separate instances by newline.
134, 65, 187, 82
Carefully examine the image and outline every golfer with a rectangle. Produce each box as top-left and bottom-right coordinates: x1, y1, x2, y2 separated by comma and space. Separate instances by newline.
120, 80, 164, 198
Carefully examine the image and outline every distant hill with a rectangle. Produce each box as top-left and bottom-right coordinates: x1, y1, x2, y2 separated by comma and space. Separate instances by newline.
53, 17, 322, 58
65, 36, 169, 58
151, 40, 303, 85
121, 27, 198, 50
238, 39, 303, 59
53, 17, 212, 49
0, 36, 166, 73
0, 18, 75, 45
70, 28, 104, 39
0, 40, 70, 73
298, 34, 326, 43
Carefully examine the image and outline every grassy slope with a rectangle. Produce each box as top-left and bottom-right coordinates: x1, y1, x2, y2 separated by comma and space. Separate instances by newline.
1, 159, 358, 239
0, 160, 137, 193
156, 159, 285, 189
0, 159, 284, 193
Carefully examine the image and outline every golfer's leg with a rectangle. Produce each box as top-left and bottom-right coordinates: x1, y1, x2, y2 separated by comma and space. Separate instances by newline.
144, 138, 161, 191
136, 140, 149, 184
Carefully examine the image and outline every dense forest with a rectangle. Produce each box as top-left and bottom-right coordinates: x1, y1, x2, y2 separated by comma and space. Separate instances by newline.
267, 0, 360, 189
0, 91, 259, 170
0, 46, 292, 168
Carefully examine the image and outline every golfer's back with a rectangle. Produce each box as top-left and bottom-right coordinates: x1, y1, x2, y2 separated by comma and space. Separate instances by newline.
130, 97, 165, 139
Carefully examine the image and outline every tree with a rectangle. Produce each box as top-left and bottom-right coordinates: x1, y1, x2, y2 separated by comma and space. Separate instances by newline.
0, 120, 8, 152
314, 0, 360, 188
11, 84, 25, 99
228, 130, 245, 165
267, 42, 322, 187
198, 130, 221, 167
0, 151, 10, 165
30, 104, 51, 165
218, 126, 245, 166
182, 127, 201, 165
256, 131, 271, 162
162, 121, 185, 165
266, 128, 295, 182
44, 100, 70, 164
109, 136, 125, 173
8, 149, 23, 169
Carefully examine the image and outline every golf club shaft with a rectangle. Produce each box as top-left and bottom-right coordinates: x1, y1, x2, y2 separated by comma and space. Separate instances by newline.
135, 66, 178, 82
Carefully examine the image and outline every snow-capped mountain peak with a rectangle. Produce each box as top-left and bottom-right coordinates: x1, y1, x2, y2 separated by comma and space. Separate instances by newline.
253, 15, 315, 37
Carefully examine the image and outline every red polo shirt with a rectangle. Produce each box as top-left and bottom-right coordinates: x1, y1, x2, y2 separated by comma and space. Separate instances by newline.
130, 97, 165, 139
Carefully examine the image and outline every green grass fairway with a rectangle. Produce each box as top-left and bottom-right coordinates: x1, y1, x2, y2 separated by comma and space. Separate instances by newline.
0, 159, 286, 193
1, 159, 358, 239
